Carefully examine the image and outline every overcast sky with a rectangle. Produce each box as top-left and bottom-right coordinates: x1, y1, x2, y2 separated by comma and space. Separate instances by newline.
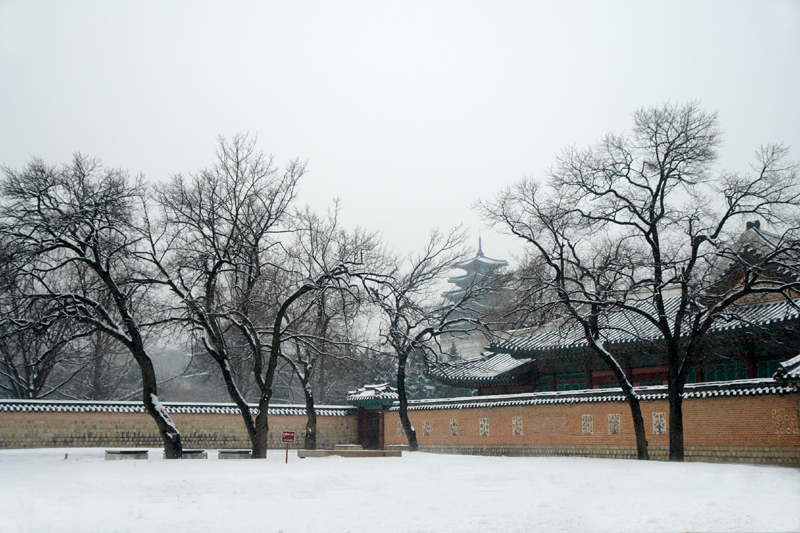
1, 1, 799, 267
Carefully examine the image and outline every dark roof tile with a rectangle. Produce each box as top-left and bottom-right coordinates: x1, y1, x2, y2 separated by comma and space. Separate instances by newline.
426, 352, 536, 386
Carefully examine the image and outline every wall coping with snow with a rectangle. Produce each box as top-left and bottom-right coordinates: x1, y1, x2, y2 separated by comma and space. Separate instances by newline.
390, 378, 800, 412
0, 399, 356, 417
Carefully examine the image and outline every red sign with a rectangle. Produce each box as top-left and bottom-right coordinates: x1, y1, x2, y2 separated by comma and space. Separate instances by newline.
281, 431, 296, 444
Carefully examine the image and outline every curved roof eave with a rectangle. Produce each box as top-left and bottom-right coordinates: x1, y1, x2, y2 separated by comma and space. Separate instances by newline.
491, 298, 800, 359
453, 256, 508, 270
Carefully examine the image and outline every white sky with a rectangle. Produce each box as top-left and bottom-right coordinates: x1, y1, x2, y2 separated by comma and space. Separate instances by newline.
2, 0, 799, 266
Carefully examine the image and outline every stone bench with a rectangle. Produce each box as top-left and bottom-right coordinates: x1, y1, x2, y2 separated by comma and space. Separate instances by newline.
297, 449, 401, 458
162, 449, 207, 459
333, 444, 363, 450
105, 450, 148, 460
218, 449, 252, 459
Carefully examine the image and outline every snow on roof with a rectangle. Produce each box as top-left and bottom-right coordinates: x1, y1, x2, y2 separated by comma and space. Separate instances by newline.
492, 297, 800, 358
388, 378, 799, 412
774, 354, 800, 384
451, 240, 509, 273
346, 383, 398, 406
0, 400, 355, 417
427, 352, 536, 386
427, 297, 800, 388
452, 254, 508, 271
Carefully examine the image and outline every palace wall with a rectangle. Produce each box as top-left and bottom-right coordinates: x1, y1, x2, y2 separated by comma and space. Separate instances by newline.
2, 381, 798, 467
384, 383, 800, 466
0, 401, 358, 451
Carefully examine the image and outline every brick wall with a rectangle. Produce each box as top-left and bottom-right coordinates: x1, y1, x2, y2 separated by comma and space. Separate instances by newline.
384, 391, 800, 466
0, 404, 358, 450
2, 383, 799, 466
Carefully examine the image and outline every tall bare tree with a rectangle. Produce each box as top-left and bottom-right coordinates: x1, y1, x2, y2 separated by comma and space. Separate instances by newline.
0, 155, 184, 457
148, 134, 302, 457
150, 135, 379, 457
483, 102, 800, 460
277, 205, 379, 449
241, 240, 371, 457
368, 227, 488, 451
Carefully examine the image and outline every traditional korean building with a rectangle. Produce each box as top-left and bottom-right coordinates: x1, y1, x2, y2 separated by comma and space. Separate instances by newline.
429, 223, 800, 395
428, 296, 800, 395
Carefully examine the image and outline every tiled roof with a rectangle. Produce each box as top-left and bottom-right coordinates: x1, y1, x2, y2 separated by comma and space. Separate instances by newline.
388, 378, 799, 412
492, 297, 800, 358
708, 223, 800, 295
774, 355, 800, 384
426, 352, 536, 386
0, 400, 355, 417
346, 383, 398, 407
452, 254, 508, 271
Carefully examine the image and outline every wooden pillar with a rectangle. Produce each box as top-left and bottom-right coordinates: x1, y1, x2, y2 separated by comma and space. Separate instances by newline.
379, 407, 385, 450
696, 364, 705, 383
356, 407, 366, 447
746, 351, 757, 379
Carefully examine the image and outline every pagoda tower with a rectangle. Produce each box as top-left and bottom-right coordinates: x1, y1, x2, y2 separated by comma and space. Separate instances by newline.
439, 239, 508, 362
442, 238, 508, 305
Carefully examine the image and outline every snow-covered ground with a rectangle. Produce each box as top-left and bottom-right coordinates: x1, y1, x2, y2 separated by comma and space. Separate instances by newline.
1, 448, 798, 533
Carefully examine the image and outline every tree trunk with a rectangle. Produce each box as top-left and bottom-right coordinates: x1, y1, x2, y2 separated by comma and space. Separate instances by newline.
589, 344, 649, 459
667, 373, 685, 461
254, 394, 270, 458
219, 360, 258, 454
303, 384, 317, 450
627, 392, 650, 460
396, 351, 418, 451
98, 268, 183, 458
137, 355, 182, 459
609, 372, 649, 460
251, 282, 316, 458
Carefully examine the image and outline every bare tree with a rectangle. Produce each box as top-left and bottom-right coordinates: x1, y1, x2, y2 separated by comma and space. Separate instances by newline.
277, 206, 379, 449
240, 243, 371, 457
148, 134, 303, 457
150, 135, 379, 457
368, 227, 488, 451
483, 102, 800, 460
1, 237, 144, 401
0, 155, 184, 458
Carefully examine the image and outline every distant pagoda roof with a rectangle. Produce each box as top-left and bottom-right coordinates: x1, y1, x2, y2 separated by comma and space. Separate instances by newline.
444, 239, 508, 299
450, 238, 508, 275
451, 254, 508, 271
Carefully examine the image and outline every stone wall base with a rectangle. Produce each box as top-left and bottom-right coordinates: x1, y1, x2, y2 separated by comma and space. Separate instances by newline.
418, 444, 800, 466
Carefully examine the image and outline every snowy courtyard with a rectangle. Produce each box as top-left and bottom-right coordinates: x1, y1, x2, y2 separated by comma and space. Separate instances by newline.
1, 448, 798, 533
